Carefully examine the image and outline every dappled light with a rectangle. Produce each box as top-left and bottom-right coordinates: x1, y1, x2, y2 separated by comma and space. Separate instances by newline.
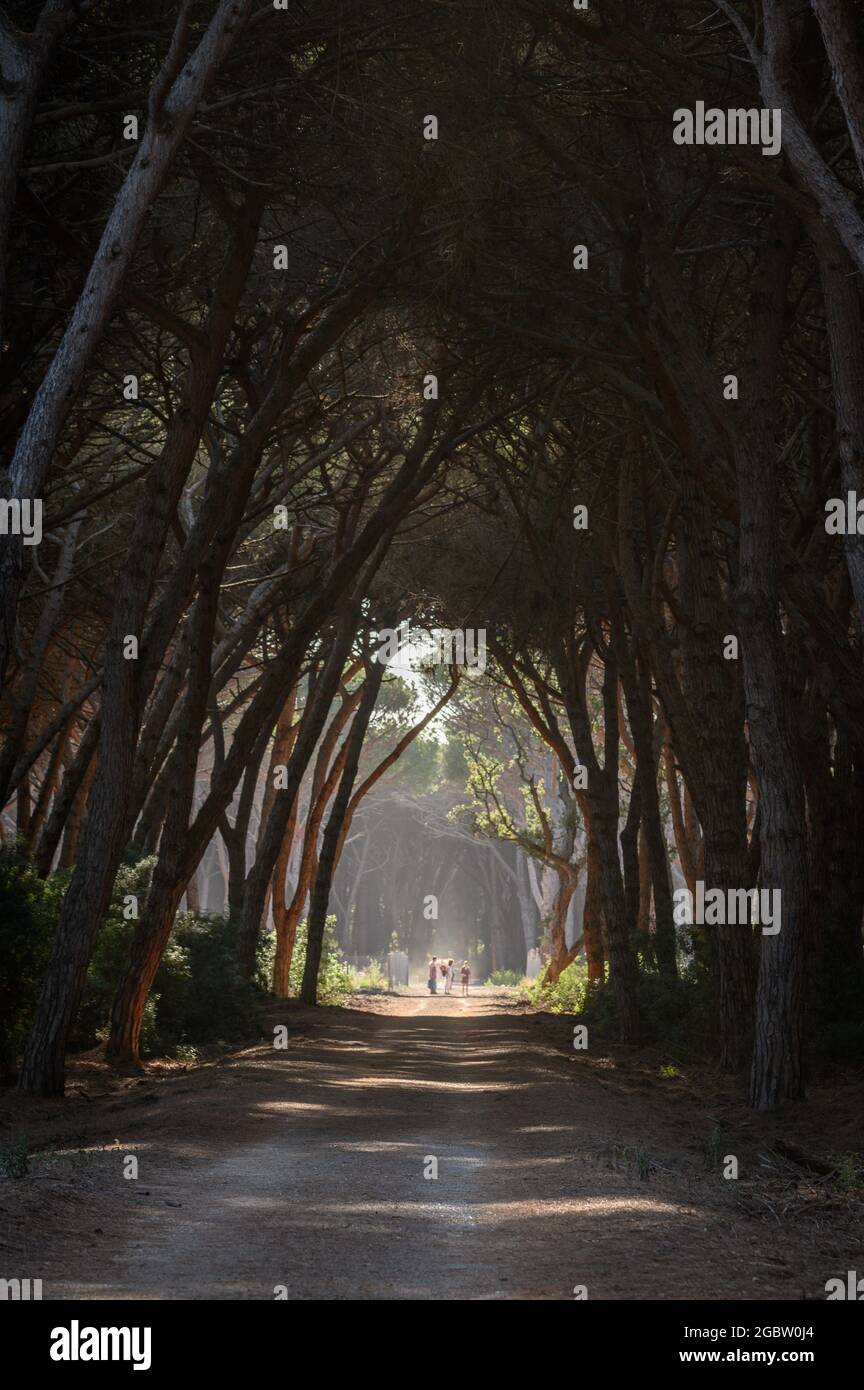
0, 0, 862, 1330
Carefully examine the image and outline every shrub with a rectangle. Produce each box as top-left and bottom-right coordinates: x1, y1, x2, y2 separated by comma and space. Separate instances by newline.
350, 958, 388, 991
573, 960, 714, 1056
83, 850, 269, 1055
523, 959, 590, 1013
74, 858, 169, 1050
522, 956, 715, 1057
1, 850, 346, 1070
149, 912, 265, 1054
81, 862, 267, 1057
289, 916, 353, 1002
488, 968, 523, 987
0, 850, 66, 1074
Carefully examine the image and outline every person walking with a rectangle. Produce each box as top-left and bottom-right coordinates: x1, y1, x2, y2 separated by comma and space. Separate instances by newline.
460, 961, 470, 996
428, 956, 438, 994
445, 958, 455, 994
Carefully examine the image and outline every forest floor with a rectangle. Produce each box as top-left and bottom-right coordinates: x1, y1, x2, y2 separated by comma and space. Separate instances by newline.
1, 989, 862, 1300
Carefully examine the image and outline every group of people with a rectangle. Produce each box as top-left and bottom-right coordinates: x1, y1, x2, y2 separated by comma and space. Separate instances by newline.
427, 956, 470, 996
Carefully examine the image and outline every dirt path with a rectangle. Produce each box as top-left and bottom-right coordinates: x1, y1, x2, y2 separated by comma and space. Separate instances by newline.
3, 991, 861, 1300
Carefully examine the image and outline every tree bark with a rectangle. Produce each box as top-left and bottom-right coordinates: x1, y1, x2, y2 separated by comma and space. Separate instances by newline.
106, 560, 220, 1063
300, 656, 386, 1004
236, 611, 363, 976
810, 0, 864, 184
729, 210, 808, 1108
18, 190, 262, 1095
0, 2, 82, 348
0, 0, 253, 682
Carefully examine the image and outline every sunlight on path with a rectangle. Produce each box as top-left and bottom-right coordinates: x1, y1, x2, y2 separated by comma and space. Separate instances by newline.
42, 996, 815, 1301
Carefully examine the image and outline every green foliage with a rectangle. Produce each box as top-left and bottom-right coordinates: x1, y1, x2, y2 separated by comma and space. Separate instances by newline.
0, 850, 66, 1073
487, 968, 522, 987
81, 856, 268, 1057
374, 674, 418, 719
522, 957, 716, 1057
390, 733, 441, 794
148, 913, 266, 1055
576, 961, 714, 1056
441, 733, 469, 787
523, 948, 860, 1070
365, 677, 443, 796
75, 857, 164, 1051
289, 916, 354, 1002
523, 959, 590, 1014
350, 958, 388, 991
0, 847, 266, 1061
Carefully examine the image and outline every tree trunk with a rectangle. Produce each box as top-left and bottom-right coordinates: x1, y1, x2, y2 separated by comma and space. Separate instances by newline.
816, 229, 864, 620
184, 870, 200, 915
730, 210, 808, 1108
107, 562, 220, 1063
583, 836, 605, 984
301, 658, 385, 1004
664, 743, 697, 897
637, 823, 652, 935
810, 0, 864, 184
18, 191, 263, 1095
272, 737, 351, 996
544, 872, 580, 984
0, 0, 253, 681
54, 731, 97, 872
0, 2, 81, 349
237, 612, 362, 976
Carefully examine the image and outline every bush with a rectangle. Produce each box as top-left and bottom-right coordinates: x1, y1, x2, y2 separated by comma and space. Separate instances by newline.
487, 968, 523, 987
0, 850, 66, 1075
572, 961, 714, 1056
74, 857, 169, 1051
147, 912, 266, 1055
522, 956, 715, 1057
79, 853, 268, 1056
289, 916, 353, 1002
12, 847, 267, 1058
1, 851, 351, 1070
523, 959, 589, 1013
350, 958, 388, 991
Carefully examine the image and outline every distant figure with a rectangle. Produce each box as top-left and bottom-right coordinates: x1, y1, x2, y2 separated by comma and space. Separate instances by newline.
445, 958, 455, 994
460, 961, 470, 996
428, 956, 438, 994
